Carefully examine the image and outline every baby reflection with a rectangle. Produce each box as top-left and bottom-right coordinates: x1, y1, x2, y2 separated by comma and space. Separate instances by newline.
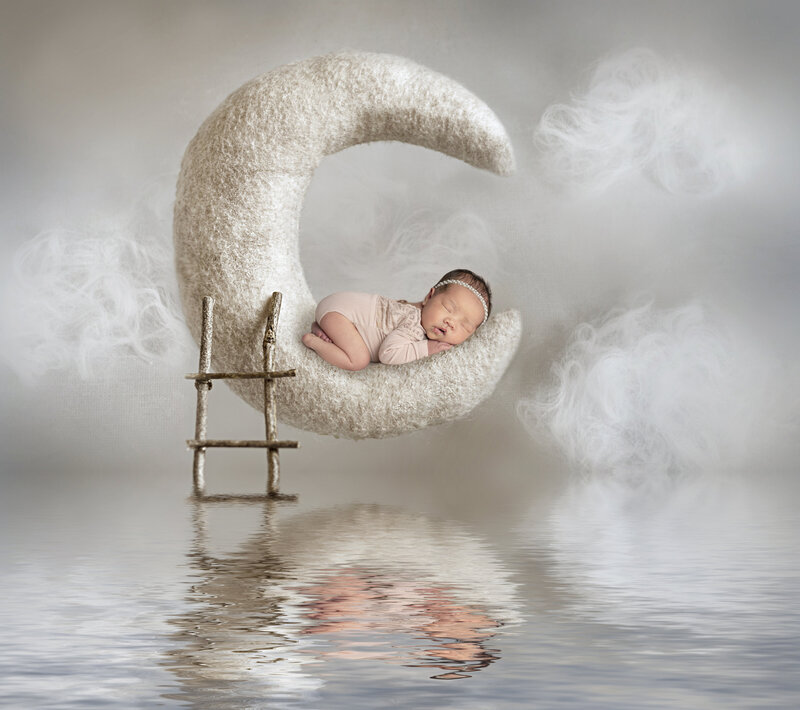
299, 567, 502, 679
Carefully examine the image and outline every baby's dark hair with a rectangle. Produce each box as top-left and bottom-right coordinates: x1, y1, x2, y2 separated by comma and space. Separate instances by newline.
434, 268, 492, 319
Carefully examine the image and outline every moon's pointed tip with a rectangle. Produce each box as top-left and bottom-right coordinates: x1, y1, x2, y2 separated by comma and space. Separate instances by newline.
491, 146, 516, 177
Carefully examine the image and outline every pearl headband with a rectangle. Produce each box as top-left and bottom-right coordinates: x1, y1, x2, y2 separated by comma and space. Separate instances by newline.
434, 279, 489, 324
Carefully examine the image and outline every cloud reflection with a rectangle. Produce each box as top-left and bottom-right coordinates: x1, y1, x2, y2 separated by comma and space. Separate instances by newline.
528, 477, 799, 639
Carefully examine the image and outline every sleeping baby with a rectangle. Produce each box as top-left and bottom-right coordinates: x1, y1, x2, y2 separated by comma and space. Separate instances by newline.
301, 269, 491, 370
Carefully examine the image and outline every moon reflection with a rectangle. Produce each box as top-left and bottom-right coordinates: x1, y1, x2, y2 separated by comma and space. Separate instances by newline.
165, 503, 522, 704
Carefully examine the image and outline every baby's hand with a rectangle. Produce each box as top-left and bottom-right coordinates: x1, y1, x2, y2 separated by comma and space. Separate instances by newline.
427, 340, 452, 355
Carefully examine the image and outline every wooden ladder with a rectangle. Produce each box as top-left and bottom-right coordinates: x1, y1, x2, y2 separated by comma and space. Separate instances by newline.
185, 293, 298, 500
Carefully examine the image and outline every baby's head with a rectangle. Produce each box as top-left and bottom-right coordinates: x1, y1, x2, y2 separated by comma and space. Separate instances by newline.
421, 269, 492, 346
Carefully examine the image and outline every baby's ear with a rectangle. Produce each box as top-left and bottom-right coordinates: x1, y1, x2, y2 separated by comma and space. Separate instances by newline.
423, 287, 435, 303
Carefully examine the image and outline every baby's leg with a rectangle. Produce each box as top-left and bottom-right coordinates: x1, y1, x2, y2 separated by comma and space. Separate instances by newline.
302, 312, 371, 371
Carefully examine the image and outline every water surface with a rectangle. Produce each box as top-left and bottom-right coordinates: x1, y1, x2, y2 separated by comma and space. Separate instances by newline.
2, 456, 798, 709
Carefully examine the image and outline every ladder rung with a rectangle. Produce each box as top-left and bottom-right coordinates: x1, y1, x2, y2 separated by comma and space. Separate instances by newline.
185, 369, 296, 381
187, 439, 299, 449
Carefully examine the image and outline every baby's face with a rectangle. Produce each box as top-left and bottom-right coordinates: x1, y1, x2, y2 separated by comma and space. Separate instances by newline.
420, 284, 485, 346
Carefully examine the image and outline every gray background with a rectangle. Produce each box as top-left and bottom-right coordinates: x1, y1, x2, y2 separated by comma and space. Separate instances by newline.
1, 0, 798, 516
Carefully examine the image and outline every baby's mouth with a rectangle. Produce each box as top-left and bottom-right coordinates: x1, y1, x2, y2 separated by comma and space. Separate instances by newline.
434, 326, 446, 337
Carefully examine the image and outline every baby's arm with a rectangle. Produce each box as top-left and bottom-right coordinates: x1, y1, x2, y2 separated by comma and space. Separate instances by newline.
378, 329, 435, 365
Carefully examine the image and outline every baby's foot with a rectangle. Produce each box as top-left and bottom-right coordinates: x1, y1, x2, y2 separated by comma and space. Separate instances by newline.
301, 332, 317, 349
311, 321, 332, 343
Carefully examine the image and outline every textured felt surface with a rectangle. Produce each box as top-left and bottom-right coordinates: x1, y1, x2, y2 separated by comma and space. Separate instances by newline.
174, 50, 521, 439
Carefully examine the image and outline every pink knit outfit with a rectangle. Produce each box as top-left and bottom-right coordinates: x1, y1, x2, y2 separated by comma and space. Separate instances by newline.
315, 292, 429, 365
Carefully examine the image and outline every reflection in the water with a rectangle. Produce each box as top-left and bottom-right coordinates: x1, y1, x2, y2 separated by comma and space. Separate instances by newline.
166, 503, 522, 705
530, 477, 800, 638
299, 569, 502, 679
166, 501, 322, 706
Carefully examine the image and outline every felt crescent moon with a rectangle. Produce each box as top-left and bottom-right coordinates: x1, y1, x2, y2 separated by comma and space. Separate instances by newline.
174, 51, 521, 439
